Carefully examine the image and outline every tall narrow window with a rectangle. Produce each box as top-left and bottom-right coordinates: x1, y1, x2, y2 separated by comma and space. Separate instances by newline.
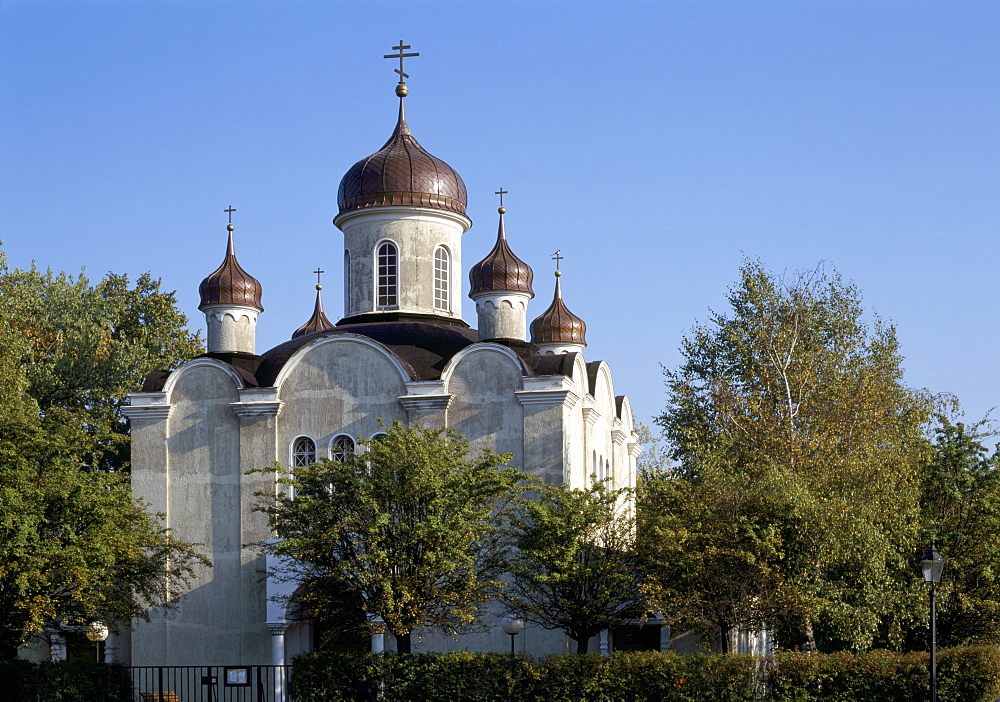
377, 242, 398, 308
293, 436, 317, 468
331, 435, 355, 462
433, 246, 450, 311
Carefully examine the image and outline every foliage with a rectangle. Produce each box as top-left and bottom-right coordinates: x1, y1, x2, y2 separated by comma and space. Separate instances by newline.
0, 409, 208, 659
769, 647, 1000, 702
506, 479, 646, 653
915, 416, 1000, 647
646, 261, 934, 652
289, 648, 1000, 702
289, 650, 761, 702
0, 660, 133, 702
260, 422, 527, 652
0, 245, 207, 659
0, 247, 202, 471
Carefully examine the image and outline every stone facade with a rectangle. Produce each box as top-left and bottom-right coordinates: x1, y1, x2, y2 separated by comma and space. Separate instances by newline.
121, 74, 639, 666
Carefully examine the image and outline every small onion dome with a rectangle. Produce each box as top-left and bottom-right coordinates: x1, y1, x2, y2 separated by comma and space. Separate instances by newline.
337, 99, 468, 217
199, 227, 263, 311
530, 272, 586, 345
292, 284, 335, 339
469, 207, 534, 297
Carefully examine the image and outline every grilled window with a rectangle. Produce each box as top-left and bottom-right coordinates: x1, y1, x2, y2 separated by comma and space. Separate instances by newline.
331, 435, 355, 463
292, 436, 317, 468
433, 246, 450, 311
377, 242, 398, 308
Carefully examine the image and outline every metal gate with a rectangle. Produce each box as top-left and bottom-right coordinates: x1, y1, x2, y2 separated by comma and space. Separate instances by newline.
129, 666, 293, 702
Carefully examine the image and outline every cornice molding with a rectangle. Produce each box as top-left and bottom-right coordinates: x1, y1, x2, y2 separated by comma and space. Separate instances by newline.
120, 404, 172, 421
231, 401, 283, 418
515, 390, 580, 409
398, 394, 454, 412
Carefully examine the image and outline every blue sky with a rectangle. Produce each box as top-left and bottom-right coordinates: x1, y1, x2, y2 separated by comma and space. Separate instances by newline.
2, 1, 999, 432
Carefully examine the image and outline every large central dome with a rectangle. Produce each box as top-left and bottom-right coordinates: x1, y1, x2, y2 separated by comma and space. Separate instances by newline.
337, 100, 468, 217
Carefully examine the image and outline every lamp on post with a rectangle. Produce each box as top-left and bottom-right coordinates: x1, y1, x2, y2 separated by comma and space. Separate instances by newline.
501, 616, 524, 655
85, 622, 109, 664
921, 543, 945, 702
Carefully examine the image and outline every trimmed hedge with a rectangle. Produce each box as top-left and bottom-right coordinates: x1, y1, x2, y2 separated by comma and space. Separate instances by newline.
0, 660, 132, 702
770, 647, 1000, 702
290, 651, 761, 702
290, 647, 1000, 702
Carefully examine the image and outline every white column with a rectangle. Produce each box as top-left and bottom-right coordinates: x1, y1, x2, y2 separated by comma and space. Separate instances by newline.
49, 633, 67, 661
660, 624, 671, 652
599, 630, 610, 657
103, 632, 117, 663
268, 624, 288, 702
370, 617, 386, 653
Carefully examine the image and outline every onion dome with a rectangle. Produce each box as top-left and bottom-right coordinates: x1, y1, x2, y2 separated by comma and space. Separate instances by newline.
337, 97, 468, 217
469, 206, 534, 297
530, 270, 586, 346
199, 224, 263, 311
292, 281, 335, 339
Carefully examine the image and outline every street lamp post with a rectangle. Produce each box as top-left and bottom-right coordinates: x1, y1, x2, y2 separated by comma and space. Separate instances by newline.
85, 621, 109, 663
500, 617, 524, 702
501, 616, 524, 655
921, 543, 945, 702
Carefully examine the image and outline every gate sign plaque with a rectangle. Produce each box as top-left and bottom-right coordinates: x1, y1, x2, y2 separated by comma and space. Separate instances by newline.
224, 667, 250, 686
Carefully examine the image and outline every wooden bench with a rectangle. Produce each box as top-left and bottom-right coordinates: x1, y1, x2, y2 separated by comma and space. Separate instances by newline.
139, 692, 180, 702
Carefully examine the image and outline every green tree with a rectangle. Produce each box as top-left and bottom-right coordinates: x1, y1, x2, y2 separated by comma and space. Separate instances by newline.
0, 251, 202, 471
914, 416, 1000, 647
648, 261, 933, 652
260, 422, 526, 653
506, 479, 645, 653
0, 246, 208, 660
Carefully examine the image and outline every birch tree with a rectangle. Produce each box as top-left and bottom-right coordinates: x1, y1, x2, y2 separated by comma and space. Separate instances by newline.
647, 261, 932, 651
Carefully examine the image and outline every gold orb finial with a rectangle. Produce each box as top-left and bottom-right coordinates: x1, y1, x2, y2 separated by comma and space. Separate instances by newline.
227, 223, 235, 232
498, 206, 506, 214
555, 270, 562, 277
395, 83, 409, 98
316, 283, 323, 291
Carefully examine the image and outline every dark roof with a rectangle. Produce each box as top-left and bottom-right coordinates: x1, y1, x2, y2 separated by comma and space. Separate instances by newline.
140, 316, 574, 393
469, 209, 534, 297
530, 274, 586, 345
199, 229, 263, 311
292, 288, 335, 339
337, 99, 467, 217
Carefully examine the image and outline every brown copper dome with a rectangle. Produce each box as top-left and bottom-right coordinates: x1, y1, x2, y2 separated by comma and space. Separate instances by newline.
469, 209, 534, 297
530, 274, 586, 345
337, 100, 468, 217
292, 286, 335, 339
199, 230, 263, 311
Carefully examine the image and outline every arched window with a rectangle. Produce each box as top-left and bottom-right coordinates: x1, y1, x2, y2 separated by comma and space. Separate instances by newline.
330, 435, 355, 463
376, 242, 398, 308
292, 436, 317, 468
433, 246, 450, 311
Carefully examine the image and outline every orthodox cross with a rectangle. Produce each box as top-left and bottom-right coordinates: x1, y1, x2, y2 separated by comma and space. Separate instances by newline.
552, 250, 564, 272
384, 41, 419, 83
224, 206, 236, 224
495, 188, 508, 208
313, 268, 325, 286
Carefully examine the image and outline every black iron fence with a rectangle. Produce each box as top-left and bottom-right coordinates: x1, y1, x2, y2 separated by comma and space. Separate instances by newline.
129, 666, 293, 702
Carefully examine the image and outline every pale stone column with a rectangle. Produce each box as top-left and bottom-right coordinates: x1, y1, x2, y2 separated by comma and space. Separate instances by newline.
103, 632, 117, 663
599, 630, 610, 656
268, 624, 288, 702
49, 632, 67, 661
660, 624, 671, 653
370, 617, 386, 653
233, 393, 283, 667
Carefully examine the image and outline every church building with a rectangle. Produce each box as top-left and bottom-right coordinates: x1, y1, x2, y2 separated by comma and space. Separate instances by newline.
119, 46, 640, 666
